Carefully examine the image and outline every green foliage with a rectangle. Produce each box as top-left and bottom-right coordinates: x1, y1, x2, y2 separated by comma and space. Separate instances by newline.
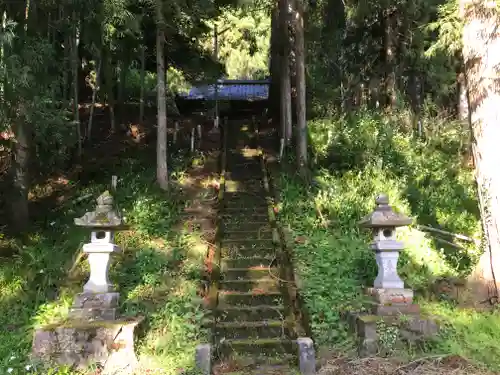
198, 8, 270, 79
0, 151, 205, 374
277, 110, 482, 355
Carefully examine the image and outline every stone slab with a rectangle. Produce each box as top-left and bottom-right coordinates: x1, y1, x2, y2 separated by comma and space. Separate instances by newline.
297, 337, 316, 375
32, 317, 143, 374
345, 312, 438, 356
370, 303, 420, 316
68, 307, 117, 321
195, 343, 211, 375
366, 287, 414, 305
72, 292, 119, 309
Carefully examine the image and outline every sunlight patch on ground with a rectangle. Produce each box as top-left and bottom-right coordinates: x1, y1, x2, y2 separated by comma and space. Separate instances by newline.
225, 180, 241, 192
240, 147, 259, 158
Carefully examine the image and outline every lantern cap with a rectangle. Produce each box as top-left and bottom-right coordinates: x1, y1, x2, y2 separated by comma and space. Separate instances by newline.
75, 191, 127, 229
359, 194, 412, 228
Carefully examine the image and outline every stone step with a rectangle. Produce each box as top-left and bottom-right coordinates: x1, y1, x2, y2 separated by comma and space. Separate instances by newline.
221, 239, 276, 251
223, 207, 268, 215
221, 256, 274, 269
222, 267, 277, 280
224, 230, 273, 241
212, 305, 287, 323
222, 222, 271, 232
221, 244, 276, 258
214, 320, 288, 340
218, 338, 297, 358
218, 291, 284, 307
224, 200, 268, 209
220, 277, 279, 293
215, 356, 297, 370
224, 192, 267, 201
220, 212, 268, 221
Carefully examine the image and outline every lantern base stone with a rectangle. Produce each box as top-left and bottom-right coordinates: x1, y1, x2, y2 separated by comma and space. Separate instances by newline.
345, 312, 438, 356
32, 317, 143, 374
69, 292, 119, 321
366, 287, 414, 305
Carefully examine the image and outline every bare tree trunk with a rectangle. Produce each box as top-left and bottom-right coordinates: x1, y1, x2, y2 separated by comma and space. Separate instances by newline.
86, 52, 102, 141
103, 47, 116, 133
294, 0, 307, 170
71, 8, 81, 158
10, 105, 30, 232
461, 0, 500, 303
269, 5, 280, 124
279, 0, 292, 145
156, 4, 168, 190
383, 11, 396, 109
139, 45, 146, 125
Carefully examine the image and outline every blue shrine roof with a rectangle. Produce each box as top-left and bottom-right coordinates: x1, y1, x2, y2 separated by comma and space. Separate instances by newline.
178, 79, 269, 101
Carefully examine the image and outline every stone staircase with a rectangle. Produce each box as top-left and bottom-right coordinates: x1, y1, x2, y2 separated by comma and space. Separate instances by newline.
204, 121, 301, 373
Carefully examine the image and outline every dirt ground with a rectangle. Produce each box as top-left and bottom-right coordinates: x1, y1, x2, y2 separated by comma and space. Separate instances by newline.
316, 354, 494, 375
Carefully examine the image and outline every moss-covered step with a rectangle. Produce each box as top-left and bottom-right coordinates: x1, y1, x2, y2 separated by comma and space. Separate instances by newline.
222, 207, 268, 215
222, 222, 271, 232
221, 256, 274, 269
224, 230, 273, 242
222, 238, 275, 249
221, 244, 276, 258
217, 338, 297, 358
213, 305, 286, 323
224, 201, 268, 210
219, 277, 279, 293
220, 212, 268, 221
224, 192, 267, 201
222, 266, 278, 280
218, 291, 284, 307
214, 320, 289, 340
220, 353, 297, 368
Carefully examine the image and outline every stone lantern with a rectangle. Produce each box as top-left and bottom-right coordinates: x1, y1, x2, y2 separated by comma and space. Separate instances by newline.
32, 190, 144, 373
71, 190, 128, 320
359, 194, 416, 313
344, 194, 438, 356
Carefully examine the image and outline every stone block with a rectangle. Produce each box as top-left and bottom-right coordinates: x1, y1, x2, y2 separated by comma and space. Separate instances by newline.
371, 303, 420, 316
345, 312, 439, 356
32, 317, 143, 374
72, 292, 119, 309
366, 287, 414, 305
297, 337, 316, 375
195, 344, 211, 375
69, 292, 120, 321
68, 307, 117, 321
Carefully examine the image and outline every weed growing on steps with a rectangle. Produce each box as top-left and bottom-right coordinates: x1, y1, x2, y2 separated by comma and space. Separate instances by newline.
275, 110, 500, 370
0, 151, 208, 374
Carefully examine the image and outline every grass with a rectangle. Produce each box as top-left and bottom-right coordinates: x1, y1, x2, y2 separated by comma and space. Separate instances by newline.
275, 109, 499, 370
0, 146, 209, 375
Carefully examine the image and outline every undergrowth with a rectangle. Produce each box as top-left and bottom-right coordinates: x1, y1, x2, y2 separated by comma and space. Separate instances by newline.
276, 109, 498, 369
0, 149, 208, 374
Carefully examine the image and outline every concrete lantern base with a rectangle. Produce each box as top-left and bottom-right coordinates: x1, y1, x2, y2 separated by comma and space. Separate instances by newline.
32, 317, 143, 374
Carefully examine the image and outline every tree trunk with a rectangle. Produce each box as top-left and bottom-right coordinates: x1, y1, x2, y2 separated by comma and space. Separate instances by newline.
269, 5, 280, 124
279, 0, 292, 145
103, 47, 116, 133
461, 0, 500, 303
294, 0, 307, 170
383, 10, 396, 109
10, 107, 30, 232
71, 8, 81, 158
86, 52, 102, 141
139, 45, 146, 125
156, 5, 168, 190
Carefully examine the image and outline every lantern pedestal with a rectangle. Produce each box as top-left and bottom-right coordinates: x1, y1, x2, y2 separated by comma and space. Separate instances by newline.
32, 191, 142, 374
346, 194, 438, 356
366, 287, 420, 316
